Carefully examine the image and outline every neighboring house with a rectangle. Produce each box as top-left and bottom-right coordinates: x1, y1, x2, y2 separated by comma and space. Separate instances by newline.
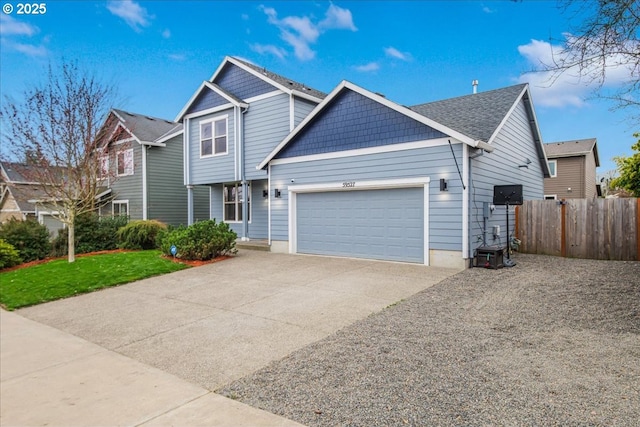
543, 138, 600, 199
176, 56, 325, 239
0, 161, 65, 234
97, 109, 208, 226
258, 81, 549, 269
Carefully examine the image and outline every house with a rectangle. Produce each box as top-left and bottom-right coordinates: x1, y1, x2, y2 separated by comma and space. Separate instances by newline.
258, 81, 549, 268
96, 109, 208, 226
176, 56, 325, 238
0, 161, 65, 234
543, 138, 600, 199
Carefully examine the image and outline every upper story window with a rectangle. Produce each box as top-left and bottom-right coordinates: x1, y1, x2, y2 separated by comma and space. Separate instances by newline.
548, 159, 557, 178
201, 116, 228, 157
99, 156, 109, 179
117, 149, 134, 176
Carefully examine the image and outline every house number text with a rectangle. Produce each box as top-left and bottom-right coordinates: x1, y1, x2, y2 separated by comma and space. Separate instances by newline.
342, 181, 356, 188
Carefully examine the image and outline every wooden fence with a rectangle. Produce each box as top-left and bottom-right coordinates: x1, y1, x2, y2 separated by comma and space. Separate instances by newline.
515, 198, 639, 261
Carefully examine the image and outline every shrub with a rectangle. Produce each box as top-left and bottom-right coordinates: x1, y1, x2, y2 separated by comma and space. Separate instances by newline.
117, 219, 167, 250
0, 218, 51, 262
0, 239, 22, 269
51, 214, 129, 256
160, 219, 237, 261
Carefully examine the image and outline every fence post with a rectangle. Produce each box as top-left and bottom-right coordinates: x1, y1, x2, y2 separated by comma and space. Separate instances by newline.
637, 198, 640, 261
561, 200, 567, 258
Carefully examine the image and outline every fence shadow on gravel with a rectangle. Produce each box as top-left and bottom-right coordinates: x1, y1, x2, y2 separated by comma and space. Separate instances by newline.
516, 198, 639, 261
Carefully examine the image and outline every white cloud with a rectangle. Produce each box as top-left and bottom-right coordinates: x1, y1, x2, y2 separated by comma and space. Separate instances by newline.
251, 43, 287, 59
384, 46, 411, 61
258, 3, 357, 61
107, 0, 153, 32
482, 5, 496, 14
354, 62, 380, 72
2, 39, 48, 57
517, 37, 637, 108
0, 14, 38, 36
168, 53, 186, 61
162, 29, 171, 39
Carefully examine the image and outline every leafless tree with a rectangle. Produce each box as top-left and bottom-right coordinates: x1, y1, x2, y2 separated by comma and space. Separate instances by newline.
1, 61, 119, 262
549, 0, 640, 120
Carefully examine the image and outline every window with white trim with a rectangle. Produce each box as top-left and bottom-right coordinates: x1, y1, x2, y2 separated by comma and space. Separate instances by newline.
117, 149, 134, 176
201, 117, 227, 157
548, 159, 557, 178
113, 200, 129, 217
99, 156, 109, 179
223, 182, 250, 222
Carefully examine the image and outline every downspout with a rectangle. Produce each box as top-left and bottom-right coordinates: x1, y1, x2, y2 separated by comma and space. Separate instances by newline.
142, 145, 148, 220
239, 105, 249, 241
462, 143, 469, 263
185, 117, 194, 225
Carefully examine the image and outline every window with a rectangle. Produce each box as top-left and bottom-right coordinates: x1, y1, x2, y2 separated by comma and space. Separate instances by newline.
223, 182, 250, 222
113, 200, 129, 217
548, 159, 557, 178
117, 149, 134, 176
201, 117, 227, 157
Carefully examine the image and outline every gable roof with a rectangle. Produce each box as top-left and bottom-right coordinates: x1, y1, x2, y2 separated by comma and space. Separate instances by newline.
543, 138, 600, 166
222, 56, 326, 101
410, 84, 528, 144
174, 81, 249, 122
110, 109, 177, 146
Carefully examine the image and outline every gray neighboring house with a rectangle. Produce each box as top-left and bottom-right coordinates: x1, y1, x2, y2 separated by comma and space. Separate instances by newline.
543, 138, 600, 199
97, 109, 208, 226
258, 81, 549, 269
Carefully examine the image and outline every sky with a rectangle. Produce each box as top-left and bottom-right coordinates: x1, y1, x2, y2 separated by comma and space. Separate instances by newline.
1, 0, 637, 173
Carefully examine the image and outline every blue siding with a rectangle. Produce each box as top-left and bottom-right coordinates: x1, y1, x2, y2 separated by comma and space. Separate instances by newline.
244, 93, 291, 180
293, 97, 317, 126
276, 89, 447, 159
208, 180, 268, 240
270, 144, 464, 252
214, 63, 277, 100
469, 99, 545, 254
188, 109, 236, 185
186, 88, 231, 116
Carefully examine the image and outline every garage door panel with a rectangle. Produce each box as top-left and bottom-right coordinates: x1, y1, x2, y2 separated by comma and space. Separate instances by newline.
296, 188, 424, 263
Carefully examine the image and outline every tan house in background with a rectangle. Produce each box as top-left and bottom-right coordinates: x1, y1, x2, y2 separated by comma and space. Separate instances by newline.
543, 138, 600, 199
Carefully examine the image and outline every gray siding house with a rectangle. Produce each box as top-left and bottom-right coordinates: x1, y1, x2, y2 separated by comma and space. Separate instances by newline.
543, 138, 600, 199
176, 56, 324, 239
258, 81, 549, 269
98, 109, 208, 226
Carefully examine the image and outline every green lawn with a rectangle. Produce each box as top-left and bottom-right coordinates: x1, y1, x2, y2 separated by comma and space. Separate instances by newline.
0, 250, 189, 310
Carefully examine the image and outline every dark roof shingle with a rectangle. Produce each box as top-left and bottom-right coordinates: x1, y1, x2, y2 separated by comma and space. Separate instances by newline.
112, 109, 178, 143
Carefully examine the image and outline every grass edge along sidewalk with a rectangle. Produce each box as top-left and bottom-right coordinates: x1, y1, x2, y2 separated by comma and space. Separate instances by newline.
0, 250, 189, 310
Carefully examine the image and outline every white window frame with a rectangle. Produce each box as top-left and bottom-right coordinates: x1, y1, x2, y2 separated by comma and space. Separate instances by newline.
112, 200, 129, 217
548, 159, 557, 178
223, 182, 250, 223
200, 115, 228, 158
116, 149, 134, 176
544, 195, 557, 200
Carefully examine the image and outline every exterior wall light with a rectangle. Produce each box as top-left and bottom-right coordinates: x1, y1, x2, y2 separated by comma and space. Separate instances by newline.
274, 189, 282, 198
440, 178, 448, 192
262, 189, 268, 198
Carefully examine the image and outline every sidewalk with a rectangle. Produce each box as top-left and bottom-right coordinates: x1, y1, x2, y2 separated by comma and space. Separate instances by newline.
0, 309, 304, 427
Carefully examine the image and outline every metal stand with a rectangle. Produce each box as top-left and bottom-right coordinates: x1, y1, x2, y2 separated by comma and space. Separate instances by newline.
504, 202, 516, 267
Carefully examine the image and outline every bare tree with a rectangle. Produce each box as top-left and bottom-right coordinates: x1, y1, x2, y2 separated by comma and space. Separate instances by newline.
548, 0, 640, 119
1, 61, 119, 262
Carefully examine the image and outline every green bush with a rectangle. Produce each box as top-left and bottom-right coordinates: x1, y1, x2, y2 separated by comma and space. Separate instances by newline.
51, 214, 129, 256
160, 219, 237, 261
0, 218, 51, 262
117, 220, 167, 250
0, 239, 23, 269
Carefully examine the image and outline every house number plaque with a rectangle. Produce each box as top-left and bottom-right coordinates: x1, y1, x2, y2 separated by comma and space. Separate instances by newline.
342, 181, 356, 188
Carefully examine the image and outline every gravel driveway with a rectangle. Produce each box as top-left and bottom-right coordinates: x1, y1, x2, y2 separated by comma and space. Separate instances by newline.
220, 254, 640, 426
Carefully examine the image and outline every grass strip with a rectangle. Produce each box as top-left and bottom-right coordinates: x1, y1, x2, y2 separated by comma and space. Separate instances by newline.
0, 250, 188, 310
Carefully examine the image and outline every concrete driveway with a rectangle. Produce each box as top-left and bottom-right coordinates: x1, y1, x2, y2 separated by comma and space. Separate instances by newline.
4, 250, 460, 425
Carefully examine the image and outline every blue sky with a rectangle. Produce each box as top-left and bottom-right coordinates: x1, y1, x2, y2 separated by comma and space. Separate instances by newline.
1, 1, 637, 172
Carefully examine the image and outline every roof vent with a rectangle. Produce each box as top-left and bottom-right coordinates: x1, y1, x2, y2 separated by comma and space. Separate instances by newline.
472, 79, 479, 94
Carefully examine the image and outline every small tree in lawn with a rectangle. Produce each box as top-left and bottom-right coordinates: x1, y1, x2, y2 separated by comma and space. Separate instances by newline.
1, 61, 119, 262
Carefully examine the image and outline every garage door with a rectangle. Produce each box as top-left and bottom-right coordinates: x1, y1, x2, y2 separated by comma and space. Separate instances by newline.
296, 188, 424, 263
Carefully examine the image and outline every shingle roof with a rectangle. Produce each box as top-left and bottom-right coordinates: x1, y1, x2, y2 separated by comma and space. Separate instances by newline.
230, 57, 327, 100
1, 162, 36, 183
409, 84, 527, 143
543, 138, 598, 161
112, 109, 178, 143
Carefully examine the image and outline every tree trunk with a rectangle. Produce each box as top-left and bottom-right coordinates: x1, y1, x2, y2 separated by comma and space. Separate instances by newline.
68, 213, 75, 263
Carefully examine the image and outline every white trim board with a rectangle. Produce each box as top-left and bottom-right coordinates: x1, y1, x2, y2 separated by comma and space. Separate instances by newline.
287, 177, 431, 266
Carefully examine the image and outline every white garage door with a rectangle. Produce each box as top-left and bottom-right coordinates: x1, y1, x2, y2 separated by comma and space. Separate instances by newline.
296, 188, 424, 263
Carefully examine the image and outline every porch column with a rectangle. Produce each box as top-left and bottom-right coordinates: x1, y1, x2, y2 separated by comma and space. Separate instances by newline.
187, 185, 194, 225
241, 181, 249, 240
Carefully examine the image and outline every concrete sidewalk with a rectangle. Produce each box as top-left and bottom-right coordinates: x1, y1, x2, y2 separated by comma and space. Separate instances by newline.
2, 250, 460, 426
0, 309, 304, 426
